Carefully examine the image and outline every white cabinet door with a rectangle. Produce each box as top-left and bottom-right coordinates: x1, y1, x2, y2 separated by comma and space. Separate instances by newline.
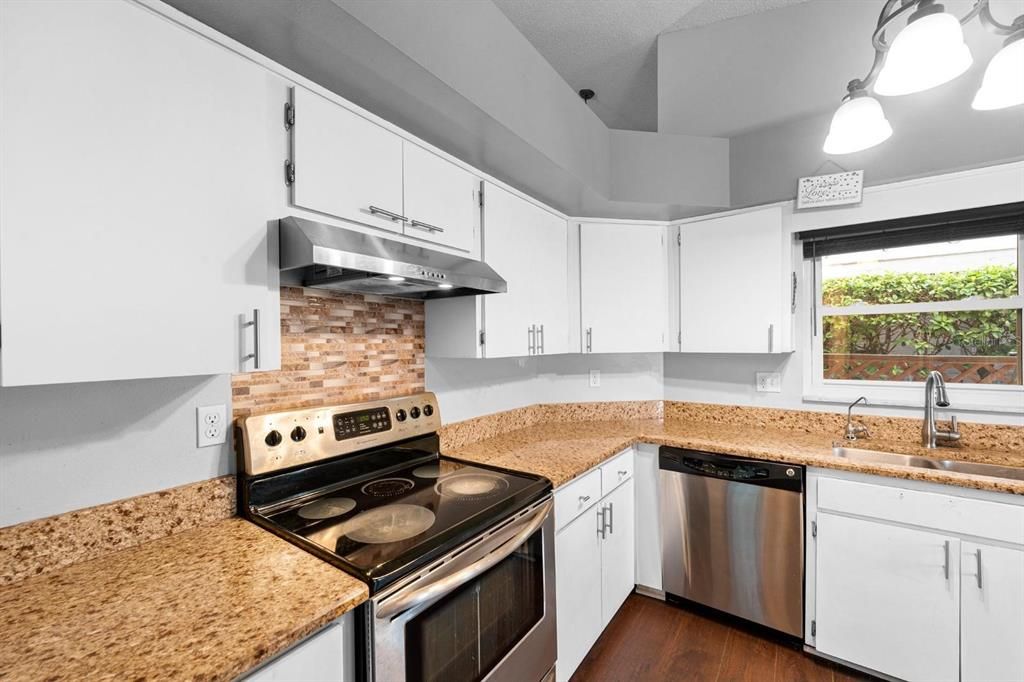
246, 617, 353, 681
291, 86, 405, 234
678, 206, 789, 353
815, 512, 960, 682
633, 444, 663, 593
580, 223, 666, 354
961, 542, 1024, 682
402, 143, 478, 252
0, 0, 280, 385
599, 478, 635, 628
529, 205, 571, 357
555, 505, 603, 682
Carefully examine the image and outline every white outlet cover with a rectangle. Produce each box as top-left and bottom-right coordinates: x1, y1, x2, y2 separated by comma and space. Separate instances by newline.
589, 369, 601, 388
197, 404, 227, 447
755, 372, 782, 393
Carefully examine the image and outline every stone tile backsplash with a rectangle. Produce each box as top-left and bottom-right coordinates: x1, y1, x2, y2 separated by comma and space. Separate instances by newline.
231, 287, 425, 419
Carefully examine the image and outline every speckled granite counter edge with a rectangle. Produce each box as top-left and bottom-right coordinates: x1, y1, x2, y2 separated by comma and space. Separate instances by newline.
0, 475, 236, 586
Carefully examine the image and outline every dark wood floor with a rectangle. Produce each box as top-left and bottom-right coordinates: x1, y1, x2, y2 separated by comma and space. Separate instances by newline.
571, 594, 874, 682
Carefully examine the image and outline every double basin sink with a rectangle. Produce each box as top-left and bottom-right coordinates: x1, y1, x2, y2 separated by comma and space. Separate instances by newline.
832, 445, 1024, 482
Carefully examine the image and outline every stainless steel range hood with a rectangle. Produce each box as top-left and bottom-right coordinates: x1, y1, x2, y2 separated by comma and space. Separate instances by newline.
278, 216, 506, 299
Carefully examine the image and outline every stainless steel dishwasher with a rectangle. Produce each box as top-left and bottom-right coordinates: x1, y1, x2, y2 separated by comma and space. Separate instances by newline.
659, 446, 804, 638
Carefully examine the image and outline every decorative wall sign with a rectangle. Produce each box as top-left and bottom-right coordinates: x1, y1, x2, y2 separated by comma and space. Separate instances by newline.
796, 170, 864, 210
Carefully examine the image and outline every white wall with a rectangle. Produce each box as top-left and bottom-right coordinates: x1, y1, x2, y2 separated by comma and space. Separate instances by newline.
427, 353, 664, 424
0, 375, 233, 527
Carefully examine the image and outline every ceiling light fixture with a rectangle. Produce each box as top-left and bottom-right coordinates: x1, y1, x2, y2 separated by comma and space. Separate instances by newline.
825, 0, 1024, 155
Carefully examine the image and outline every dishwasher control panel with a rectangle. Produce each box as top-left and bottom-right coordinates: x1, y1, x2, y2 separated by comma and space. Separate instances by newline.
659, 447, 803, 492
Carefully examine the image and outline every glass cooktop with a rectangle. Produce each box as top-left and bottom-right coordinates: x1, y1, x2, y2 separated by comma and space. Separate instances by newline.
246, 436, 550, 590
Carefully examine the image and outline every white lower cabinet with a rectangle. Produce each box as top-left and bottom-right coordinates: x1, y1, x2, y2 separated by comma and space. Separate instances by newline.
633, 444, 663, 593
245, 614, 354, 681
961, 542, 1024, 682
554, 449, 635, 682
815, 513, 960, 682
809, 471, 1024, 682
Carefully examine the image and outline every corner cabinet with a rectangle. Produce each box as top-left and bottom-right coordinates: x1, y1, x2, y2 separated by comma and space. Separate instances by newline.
579, 223, 668, 354
554, 449, 635, 682
0, 0, 280, 385
425, 183, 569, 358
289, 87, 479, 253
677, 206, 794, 353
807, 472, 1024, 682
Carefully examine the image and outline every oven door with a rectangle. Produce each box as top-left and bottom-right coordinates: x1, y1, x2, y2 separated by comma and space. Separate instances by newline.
369, 497, 556, 682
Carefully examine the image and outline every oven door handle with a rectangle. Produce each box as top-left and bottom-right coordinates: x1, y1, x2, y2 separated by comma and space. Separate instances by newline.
376, 498, 552, 620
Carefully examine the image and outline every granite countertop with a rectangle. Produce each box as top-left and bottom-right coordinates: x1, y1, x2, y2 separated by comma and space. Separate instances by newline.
449, 418, 1024, 496
0, 517, 368, 681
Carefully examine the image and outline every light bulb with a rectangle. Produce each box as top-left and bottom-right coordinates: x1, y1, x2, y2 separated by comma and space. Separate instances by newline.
823, 93, 893, 155
972, 34, 1024, 110
875, 8, 972, 96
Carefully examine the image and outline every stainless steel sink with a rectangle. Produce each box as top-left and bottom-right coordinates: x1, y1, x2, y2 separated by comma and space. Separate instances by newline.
831, 445, 1024, 482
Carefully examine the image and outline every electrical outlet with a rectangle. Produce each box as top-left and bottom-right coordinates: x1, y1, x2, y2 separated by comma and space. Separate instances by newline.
197, 404, 227, 447
756, 372, 782, 393
589, 369, 601, 388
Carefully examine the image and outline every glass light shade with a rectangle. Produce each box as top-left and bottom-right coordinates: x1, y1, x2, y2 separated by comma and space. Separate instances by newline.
823, 95, 893, 155
972, 37, 1024, 110
875, 11, 973, 96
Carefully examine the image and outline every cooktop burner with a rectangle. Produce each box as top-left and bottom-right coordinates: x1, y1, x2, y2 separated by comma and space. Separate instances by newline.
435, 473, 510, 500
343, 504, 436, 544
411, 463, 441, 479
296, 496, 356, 520
361, 477, 415, 497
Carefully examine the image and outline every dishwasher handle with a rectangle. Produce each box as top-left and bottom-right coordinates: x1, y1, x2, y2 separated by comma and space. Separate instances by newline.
659, 446, 803, 493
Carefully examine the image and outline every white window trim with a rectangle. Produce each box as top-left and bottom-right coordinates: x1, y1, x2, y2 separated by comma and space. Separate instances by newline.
802, 234, 1024, 414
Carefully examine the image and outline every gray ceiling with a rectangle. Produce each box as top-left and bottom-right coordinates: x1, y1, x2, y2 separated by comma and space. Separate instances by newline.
492, 0, 813, 132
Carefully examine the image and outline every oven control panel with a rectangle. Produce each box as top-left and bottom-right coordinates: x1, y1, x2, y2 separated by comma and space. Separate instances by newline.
333, 407, 391, 441
238, 393, 442, 475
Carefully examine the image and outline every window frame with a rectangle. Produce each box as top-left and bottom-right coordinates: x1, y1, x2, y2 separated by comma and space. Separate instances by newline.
803, 233, 1024, 413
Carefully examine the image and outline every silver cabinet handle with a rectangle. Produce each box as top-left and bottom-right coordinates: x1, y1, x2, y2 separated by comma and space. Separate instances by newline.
604, 502, 614, 535
597, 505, 606, 539
585, 327, 593, 353
578, 495, 590, 504
409, 219, 445, 233
976, 548, 983, 589
768, 323, 774, 353
244, 308, 261, 369
943, 540, 950, 580
368, 205, 408, 223
538, 324, 545, 354
618, 470, 628, 478
528, 325, 536, 355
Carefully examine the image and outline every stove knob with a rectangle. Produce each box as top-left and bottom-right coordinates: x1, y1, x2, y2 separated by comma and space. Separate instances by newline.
290, 426, 307, 442
410, 406, 421, 419
395, 409, 407, 422
422, 404, 434, 417
264, 430, 283, 447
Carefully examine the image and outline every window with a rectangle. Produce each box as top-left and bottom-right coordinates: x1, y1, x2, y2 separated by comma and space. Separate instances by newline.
801, 202, 1024, 411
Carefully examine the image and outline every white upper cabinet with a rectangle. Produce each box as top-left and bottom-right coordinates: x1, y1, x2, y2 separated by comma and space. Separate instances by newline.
402, 143, 478, 252
0, 0, 281, 385
678, 206, 792, 354
580, 223, 667, 354
425, 183, 569, 358
290, 87, 405, 234
289, 88, 480, 254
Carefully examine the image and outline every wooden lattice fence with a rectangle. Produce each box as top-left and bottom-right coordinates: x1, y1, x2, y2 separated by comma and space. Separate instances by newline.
823, 354, 1020, 384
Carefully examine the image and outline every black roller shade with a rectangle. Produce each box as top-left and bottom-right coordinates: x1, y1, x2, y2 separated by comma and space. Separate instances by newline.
799, 201, 1024, 259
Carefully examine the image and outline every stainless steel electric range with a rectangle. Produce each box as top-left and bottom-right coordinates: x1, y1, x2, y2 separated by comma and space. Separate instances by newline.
236, 393, 556, 682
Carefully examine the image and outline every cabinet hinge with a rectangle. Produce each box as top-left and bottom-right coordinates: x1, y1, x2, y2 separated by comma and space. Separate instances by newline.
811, 620, 816, 637
285, 161, 295, 187
811, 520, 817, 538
478, 181, 485, 208
284, 102, 295, 130
791, 271, 798, 313
677, 232, 682, 246
479, 330, 485, 346
677, 330, 682, 345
